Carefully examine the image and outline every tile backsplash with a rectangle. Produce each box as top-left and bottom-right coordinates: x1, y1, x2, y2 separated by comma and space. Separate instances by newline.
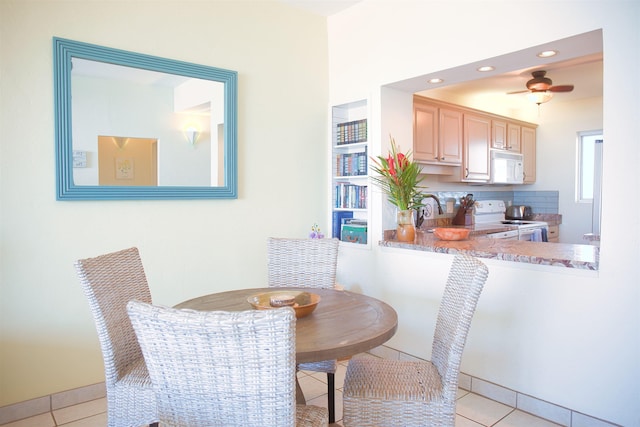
428, 190, 559, 215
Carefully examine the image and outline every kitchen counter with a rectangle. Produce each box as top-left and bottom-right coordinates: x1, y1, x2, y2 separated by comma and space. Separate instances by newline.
380, 228, 599, 270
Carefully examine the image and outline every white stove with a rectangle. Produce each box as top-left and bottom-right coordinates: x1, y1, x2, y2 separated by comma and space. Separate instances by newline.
473, 200, 549, 241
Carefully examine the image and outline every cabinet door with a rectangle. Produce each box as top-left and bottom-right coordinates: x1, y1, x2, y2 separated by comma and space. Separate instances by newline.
413, 101, 438, 162
521, 126, 536, 183
507, 122, 521, 151
439, 108, 463, 164
491, 119, 507, 149
463, 114, 491, 181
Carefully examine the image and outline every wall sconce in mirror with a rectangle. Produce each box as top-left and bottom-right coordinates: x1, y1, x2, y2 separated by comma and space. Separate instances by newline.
53, 37, 238, 200
185, 127, 200, 145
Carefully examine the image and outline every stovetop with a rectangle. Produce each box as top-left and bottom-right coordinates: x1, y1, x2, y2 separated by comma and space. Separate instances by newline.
472, 200, 547, 230
502, 220, 542, 225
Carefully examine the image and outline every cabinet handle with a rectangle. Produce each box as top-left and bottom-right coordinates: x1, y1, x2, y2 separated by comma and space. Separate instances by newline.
440, 156, 445, 160
465, 168, 469, 178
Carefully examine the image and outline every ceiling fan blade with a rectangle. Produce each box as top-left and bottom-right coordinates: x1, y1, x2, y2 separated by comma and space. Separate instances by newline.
507, 90, 529, 95
549, 85, 574, 92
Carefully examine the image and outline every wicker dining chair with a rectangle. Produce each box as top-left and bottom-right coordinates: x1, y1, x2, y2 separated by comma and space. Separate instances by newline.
342, 254, 489, 427
74, 247, 158, 427
267, 237, 340, 423
127, 300, 329, 427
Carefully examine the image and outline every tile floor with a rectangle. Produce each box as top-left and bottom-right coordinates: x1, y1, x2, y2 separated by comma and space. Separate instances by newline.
1, 359, 563, 427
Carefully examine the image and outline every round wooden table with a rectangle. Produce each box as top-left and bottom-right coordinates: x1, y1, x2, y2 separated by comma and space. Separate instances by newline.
175, 287, 398, 364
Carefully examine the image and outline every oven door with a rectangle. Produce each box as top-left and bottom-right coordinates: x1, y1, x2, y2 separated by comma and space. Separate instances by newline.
484, 230, 519, 240
519, 227, 548, 242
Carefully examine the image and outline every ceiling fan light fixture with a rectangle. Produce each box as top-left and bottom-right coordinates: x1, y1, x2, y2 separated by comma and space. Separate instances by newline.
527, 91, 553, 105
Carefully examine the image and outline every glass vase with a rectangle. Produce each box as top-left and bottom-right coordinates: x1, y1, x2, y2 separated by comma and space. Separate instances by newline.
396, 209, 416, 242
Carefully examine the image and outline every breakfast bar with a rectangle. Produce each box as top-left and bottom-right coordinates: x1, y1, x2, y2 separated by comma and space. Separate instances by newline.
381, 229, 599, 270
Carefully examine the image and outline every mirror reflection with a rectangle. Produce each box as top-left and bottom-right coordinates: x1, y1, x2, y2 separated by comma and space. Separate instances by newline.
71, 59, 225, 187
54, 37, 237, 200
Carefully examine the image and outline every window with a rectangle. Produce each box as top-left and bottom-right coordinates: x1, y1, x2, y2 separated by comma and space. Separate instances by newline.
577, 130, 603, 203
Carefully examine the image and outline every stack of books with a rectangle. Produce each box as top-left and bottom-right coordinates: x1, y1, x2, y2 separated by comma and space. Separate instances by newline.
336, 119, 367, 145
340, 219, 367, 244
336, 150, 367, 176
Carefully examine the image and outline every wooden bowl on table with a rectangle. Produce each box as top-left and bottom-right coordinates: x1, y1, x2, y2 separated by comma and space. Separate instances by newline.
247, 290, 320, 318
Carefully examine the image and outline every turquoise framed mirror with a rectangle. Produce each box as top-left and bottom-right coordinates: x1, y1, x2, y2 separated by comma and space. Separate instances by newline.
53, 37, 237, 200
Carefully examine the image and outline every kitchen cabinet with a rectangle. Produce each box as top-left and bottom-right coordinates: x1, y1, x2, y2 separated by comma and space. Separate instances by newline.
413, 96, 536, 184
507, 123, 521, 152
547, 225, 559, 242
462, 113, 491, 182
494, 120, 522, 152
413, 96, 462, 165
491, 119, 507, 149
521, 125, 536, 183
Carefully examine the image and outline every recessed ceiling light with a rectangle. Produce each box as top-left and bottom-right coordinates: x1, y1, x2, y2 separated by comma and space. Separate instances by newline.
428, 78, 443, 84
537, 50, 558, 58
477, 66, 495, 72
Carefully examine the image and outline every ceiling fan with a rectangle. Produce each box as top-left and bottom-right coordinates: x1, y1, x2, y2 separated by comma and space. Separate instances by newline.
508, 70, 574, 104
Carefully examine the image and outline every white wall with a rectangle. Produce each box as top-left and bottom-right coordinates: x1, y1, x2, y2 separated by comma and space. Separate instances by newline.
329, 1, 639, 426
536, 96, 603, 243
0, 1, 328, 406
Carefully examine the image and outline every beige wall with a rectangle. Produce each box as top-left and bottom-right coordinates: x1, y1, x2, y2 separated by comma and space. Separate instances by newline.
327, 1, 639, 426
0, 0, 328, 406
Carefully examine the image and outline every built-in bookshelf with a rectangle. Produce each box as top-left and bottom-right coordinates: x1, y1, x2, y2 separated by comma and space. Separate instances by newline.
331, 100, 370, 247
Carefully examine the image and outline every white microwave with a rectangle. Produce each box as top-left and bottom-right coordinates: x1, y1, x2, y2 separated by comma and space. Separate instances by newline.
489, 150, 524, 184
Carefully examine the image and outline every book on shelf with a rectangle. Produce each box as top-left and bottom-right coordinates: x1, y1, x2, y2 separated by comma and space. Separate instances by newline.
336, 118, 367, 145
334, 182, 368, 209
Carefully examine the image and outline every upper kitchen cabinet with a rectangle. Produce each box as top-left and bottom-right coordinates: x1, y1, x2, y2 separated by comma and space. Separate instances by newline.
491, 119, 507, 149
495, 121, 522, 152
413, 95, 536, 184
462, 113, 491, 182
413, 96, 462, 165
507, 122, 522, 152
521, 125, 536, 183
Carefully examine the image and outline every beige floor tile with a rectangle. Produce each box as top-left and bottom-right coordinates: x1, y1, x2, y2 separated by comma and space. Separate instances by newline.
457, 387, 471, 399
52, 399, 106, 426
456, 392, 514, 426
494, 410, 563, 427
298, 374, 330, 402
57, 412, 107, 427
456, 414, 485, 427
307, 389, 343, 422
0, 413, 55, 427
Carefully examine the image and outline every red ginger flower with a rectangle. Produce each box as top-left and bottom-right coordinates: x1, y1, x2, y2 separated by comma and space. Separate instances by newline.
370, 136, 425, 211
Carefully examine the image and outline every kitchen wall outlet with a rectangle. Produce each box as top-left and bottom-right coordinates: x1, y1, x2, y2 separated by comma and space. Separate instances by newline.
446, 199, 455, 214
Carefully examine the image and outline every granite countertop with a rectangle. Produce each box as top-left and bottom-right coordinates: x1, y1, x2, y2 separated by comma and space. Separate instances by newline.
381, 227, 599, 270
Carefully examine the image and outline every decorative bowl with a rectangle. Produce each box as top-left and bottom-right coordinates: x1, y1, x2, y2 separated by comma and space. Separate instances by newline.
247, 291, 320, 318
433, 227, 471, 241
